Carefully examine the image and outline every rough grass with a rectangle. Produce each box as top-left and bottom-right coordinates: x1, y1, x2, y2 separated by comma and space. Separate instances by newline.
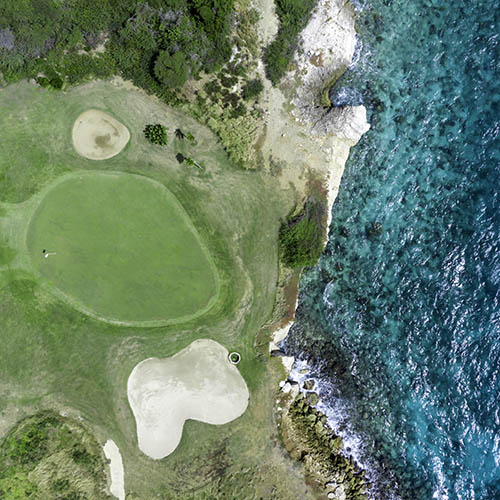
0, 411, 112, 500
0, 80, 312, 498
26, 171, 218, 325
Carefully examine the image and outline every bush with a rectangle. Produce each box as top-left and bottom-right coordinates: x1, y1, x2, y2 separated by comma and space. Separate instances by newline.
49, 75, 64, 90
230, 102, 247, 118
279, 198, 326, 268
71, 444, 95, 467
264, 0, 318, 85
220, 73, 238, 88
0, 0, 236, 92
144, 124, 168, 146
35, 76, 50, 88
242, 78, 263, 100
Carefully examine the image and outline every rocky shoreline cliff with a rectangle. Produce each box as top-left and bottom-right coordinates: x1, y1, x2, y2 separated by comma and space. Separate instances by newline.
255, 0, 372, 497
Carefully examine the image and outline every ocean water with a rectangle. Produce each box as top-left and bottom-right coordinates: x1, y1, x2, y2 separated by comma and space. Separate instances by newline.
283, 1, 500, 499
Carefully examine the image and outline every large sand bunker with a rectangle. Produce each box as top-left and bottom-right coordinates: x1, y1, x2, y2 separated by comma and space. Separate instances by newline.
127, 339, 249, 459
72, 110, 130, 160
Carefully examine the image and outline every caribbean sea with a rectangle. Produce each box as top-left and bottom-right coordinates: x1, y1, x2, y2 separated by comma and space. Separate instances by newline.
283, 1, 500, 499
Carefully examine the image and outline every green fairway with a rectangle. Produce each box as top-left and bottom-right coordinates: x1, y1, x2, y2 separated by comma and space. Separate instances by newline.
0, 81, 313, 499
26, 172, 218, 325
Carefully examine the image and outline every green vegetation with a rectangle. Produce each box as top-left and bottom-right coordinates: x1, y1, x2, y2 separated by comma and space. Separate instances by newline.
0, 81, 314, 499
264, 0, 318, 85
0, 412, 112, 500
242, 77, 264, 100
282, 394, 369, 499
144, 123, 168, 146
27, 172, 218, 325
192, 74, 262, 168
0, 0, 235, 94
279, 197, 326, 268
154, 51, 189, 89
0, 0, 266, 170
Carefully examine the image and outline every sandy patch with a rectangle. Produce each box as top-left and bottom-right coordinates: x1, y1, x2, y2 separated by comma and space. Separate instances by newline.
127, 339, 249, 459
72, 109, 130, 160
254, 0, 279, 45
103, 439, 125, 500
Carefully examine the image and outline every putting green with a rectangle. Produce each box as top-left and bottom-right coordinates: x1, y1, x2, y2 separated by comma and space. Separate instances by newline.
26, 172, 218, 325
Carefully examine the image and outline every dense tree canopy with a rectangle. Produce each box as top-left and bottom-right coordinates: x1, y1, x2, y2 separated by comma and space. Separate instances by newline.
0, 0, 235, 94
154, 51, 189, 88
144, 123, 168, 145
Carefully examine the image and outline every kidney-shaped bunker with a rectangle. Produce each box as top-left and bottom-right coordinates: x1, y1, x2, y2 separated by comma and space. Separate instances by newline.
127, 339, 249, 459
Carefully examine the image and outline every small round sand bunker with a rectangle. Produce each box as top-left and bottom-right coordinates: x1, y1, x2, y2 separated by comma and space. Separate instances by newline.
72, 110, 130, 160
127, 339, 249, 459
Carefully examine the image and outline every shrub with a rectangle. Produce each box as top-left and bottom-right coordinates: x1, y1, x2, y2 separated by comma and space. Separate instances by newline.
279, 198, 326, 268
264, 0, 318, 85
230, 102, 247, 118
220, 73, 238, 88
49, 75, 64, 90
35, 76, 50, 88
144, 124, 168, 146
242, 78, 263, 100
186, 132, 196, 145
0, 0, 236, 92
71, 444, 94, 467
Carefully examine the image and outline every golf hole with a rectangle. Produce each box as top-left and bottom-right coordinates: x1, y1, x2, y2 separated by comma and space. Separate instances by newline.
228, 352, 241, 365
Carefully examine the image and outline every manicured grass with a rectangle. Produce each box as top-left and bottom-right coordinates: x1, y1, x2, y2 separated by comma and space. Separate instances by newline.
27, 172, 218, 325
0, 80, 312, 499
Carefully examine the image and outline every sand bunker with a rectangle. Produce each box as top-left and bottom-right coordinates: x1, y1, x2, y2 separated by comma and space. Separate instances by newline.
72, 110, 130, 160
127, 339, 249, 459
103, 439, 125, 500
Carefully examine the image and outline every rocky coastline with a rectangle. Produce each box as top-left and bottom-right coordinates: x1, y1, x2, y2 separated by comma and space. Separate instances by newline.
256, 0, 372, 497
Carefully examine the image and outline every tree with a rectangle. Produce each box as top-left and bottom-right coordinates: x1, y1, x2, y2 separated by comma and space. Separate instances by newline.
184, 156, 203, 170
144, 124, 167, 145
175, 128, 185, 140
242, 78, 264, 100
154, 51, 189, 89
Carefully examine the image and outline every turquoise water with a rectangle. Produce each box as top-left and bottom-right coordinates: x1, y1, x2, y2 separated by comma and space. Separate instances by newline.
284, 1, 500, 499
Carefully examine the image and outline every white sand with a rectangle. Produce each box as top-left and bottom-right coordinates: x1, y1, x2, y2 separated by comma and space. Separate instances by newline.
103, 439, 125, 500
72, 109, 130, 160
127, 339, 249, 459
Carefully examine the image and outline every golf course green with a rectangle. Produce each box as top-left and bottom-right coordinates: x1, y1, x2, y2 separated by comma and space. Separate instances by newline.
26, 171, 218, 325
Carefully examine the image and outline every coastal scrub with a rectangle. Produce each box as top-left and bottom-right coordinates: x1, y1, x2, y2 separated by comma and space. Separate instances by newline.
279, 197, 326, 268
264, 0, 318, 84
